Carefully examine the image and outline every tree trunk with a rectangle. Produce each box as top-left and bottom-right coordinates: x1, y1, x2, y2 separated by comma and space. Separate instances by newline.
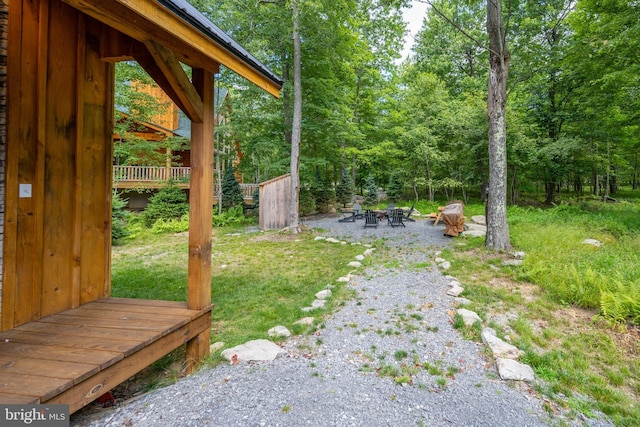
633, 151, 638, 190
485, 0, 511, 251
544, 181, 555, 205
289, 0, 302, 232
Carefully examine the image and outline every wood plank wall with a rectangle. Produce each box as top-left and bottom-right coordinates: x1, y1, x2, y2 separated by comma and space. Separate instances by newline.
0, 0, 6, 322
2, 0, 113, 330
259, 174, 291, 231
0, 0, 9, 318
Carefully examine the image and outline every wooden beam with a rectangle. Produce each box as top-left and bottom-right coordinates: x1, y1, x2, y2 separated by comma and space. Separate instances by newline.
143, 39, 203, 123
185, 68, 214, 370
100, 27, 146, 62
60, 0, 280, 97
187, 68, 213, 311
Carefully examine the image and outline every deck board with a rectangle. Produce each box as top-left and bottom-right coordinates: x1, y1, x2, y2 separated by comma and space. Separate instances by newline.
0, 298, 212, 413
0, 354, 100, 383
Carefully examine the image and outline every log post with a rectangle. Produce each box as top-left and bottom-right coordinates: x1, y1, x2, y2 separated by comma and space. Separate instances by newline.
185, 67, 214, 372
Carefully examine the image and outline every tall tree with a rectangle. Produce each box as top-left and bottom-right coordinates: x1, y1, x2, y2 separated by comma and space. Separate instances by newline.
485, 0, 510, 250
289, 0, 302, 232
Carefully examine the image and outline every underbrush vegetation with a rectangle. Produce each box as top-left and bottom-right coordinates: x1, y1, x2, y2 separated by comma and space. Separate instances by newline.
448, 198, 640, 426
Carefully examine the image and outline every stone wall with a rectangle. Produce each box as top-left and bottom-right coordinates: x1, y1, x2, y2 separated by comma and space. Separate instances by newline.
0, 0, 7, 312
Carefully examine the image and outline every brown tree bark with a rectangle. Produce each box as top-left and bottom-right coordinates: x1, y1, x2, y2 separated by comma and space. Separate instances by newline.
289, 0, 302, 232
485, 0, 511, 251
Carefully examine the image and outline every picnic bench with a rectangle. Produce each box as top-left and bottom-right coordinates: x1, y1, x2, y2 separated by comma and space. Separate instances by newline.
429, 206, 445, 226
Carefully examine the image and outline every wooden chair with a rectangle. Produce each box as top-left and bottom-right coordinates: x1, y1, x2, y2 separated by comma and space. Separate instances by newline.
404, 203, 416, 222
353, 202, 364, 219
364, 209, 379, 227
338, 209, 356, 222
388, 208, 406, 227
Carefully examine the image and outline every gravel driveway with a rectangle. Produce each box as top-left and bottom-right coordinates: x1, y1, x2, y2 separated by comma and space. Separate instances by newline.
71, 215, 590, 426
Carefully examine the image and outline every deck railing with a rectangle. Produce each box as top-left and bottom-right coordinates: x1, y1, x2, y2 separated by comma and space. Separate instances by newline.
113, 165, 191, 183
113, 165, 259, 200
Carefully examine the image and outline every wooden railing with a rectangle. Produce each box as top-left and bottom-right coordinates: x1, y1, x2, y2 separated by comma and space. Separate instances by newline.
113, 165, 259, 200
113, 165, 191, 183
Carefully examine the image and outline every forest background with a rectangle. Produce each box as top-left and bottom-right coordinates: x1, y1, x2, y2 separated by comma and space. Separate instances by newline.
115, 0, 639, 210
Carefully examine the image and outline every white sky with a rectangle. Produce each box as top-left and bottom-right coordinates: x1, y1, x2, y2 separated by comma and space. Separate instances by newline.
401, 1, 429, 60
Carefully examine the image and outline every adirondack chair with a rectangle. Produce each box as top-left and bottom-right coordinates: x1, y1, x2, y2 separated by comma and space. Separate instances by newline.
353, 202, 364, 219
364, 209, 379, 227
404, 203, 416, 222
338, 209, 356, 222
388, 208, 406, 227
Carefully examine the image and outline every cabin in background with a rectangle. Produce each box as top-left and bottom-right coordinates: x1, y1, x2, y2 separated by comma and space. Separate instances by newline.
113, 83, 256, 210
0, 0, 281, 412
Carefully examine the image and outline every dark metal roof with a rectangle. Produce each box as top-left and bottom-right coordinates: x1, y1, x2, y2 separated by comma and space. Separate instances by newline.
157, 0, 283, 89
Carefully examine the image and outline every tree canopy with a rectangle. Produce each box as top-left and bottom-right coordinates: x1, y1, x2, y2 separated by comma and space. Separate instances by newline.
118, 0, 640, 212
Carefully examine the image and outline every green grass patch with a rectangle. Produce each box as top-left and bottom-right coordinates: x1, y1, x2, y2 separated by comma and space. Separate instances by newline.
112, 227, 366, 349
447, 199, 640, 426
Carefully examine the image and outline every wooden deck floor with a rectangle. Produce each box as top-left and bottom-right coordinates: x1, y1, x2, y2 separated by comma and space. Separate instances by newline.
0, 298, 211, 413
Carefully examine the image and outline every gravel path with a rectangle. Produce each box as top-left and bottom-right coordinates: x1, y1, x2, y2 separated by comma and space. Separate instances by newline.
72, 216, 560, 426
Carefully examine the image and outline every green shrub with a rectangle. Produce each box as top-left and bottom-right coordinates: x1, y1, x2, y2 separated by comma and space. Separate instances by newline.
335, 169, 355, 207
142, 183, 189, 227
213, 206, 252, 227
221, 166, 245, 210
311, 174, 335, 213
299, 185, 316, 215
363, 175, 378, 206
150, 214, 190, 234
112, 191, 131, 243
386, 171, 404, 203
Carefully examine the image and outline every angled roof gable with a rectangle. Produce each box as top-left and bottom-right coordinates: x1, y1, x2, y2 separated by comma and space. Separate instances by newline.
62, 0, 283, 97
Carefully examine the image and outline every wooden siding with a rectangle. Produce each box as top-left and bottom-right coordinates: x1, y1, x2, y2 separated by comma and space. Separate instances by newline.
0, 0, 7, 320
2, 1, 112, 330
0, 297, 212, 413
259, 174, 291, 230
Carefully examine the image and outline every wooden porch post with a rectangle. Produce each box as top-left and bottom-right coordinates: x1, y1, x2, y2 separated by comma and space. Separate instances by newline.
186, 68, 214, 372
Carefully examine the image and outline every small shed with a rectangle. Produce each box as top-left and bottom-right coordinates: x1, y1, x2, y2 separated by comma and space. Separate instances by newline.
0, 0, 281, 412
259, 174, 292, 231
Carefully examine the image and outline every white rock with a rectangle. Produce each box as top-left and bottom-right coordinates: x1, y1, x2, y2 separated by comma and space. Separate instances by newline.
435, 257, 446, 263
221, 339, 287, 363
337, 276, 351, 282
582, 238, 602, 247
315, 289, 332, 300
454, 297, 472, 306
447, 285, 465, 297
363, 249, 375, 257
496, 358, 535, 381
503, 259, 523, 266
294, 317, 315, 326
314, 236, 326, 241
449, 280, 462, 288
481, 328, 523, 359
311, 299, 327, 309
326, 237, 340, 243
457, 309, 482, 326
439, 261, 451, 270
355, 255, 365, 261
471, 215, 486, 225
209, 342, 225, 353
512, 251, 526, 259
268, 325, 291, 338
348, 261, 362, 268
